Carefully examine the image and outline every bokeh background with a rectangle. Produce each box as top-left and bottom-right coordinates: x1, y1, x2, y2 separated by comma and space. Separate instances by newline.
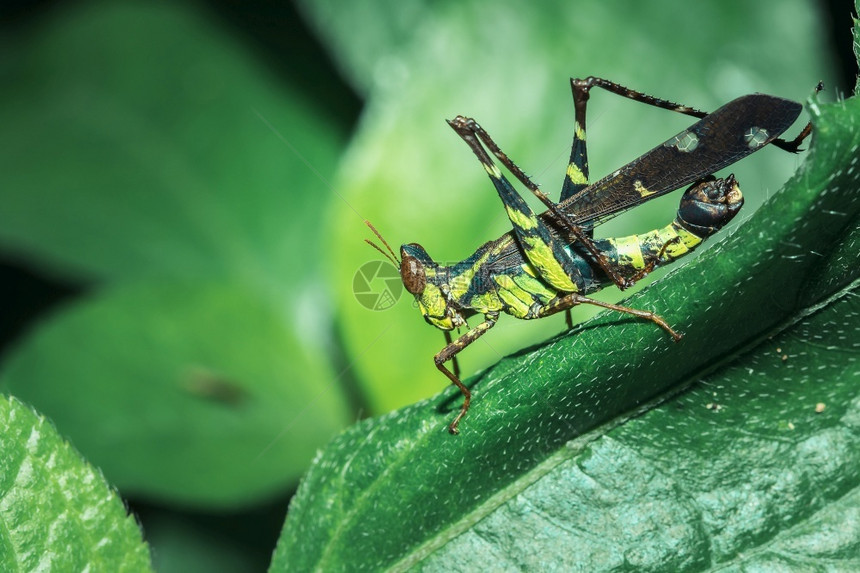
0, 0, 856, 570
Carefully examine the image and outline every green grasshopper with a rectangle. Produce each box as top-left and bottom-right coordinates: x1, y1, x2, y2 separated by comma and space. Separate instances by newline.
366, 77, 813, 434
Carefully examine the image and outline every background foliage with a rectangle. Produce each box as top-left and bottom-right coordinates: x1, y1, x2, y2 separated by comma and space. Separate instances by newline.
0, 0, 856, 571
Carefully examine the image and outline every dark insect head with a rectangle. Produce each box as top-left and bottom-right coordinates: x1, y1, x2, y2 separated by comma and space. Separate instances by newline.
363, 220, 435, 297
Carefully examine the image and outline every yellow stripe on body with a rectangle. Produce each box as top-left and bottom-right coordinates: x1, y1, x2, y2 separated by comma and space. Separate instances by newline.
566, 163, 587, 185
511, 269, 556, 305
663, 222, 702, 258
521, 234, 579, 292
610, 234, 647, 271
493, 275, 534, 319
610, 221, 704, 271
505, 204, 538, 230
418, 283, 447, 315
447, 248, 494, 302
467, 291, 504, 315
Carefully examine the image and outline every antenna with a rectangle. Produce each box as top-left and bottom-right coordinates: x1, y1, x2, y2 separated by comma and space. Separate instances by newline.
364, 220, 400, 267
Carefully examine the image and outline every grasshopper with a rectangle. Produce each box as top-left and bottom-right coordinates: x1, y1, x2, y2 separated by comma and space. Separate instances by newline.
366, 77, 814, 434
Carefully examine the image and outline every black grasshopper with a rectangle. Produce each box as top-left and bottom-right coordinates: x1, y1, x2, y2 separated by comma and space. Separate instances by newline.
366, 77, 815, 434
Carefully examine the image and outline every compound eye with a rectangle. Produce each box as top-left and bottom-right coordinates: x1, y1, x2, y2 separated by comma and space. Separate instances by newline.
401, 255, 427, 295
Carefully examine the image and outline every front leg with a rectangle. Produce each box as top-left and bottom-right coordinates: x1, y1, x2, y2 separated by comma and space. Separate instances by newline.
435, 314, 498, 434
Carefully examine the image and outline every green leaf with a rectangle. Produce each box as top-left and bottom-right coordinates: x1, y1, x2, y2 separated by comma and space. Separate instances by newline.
0, 395, 152, 572
325, 0, 837, 413
0, 0, 344, 289
271, 92, 860, 569
0, 0, 353, 509
0, 282, 350, 507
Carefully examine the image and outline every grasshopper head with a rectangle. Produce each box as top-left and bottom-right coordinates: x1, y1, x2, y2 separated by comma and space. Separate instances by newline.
400, 243, 460, 331
678, 174, 744, 236
363, 220, 462, 331
400, 243, 430, 296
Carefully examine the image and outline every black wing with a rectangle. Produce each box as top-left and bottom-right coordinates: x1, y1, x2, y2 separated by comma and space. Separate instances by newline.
561, 94, 802, 225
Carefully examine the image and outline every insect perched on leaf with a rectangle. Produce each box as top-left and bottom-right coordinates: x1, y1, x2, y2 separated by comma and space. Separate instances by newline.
365, 76, 817, 434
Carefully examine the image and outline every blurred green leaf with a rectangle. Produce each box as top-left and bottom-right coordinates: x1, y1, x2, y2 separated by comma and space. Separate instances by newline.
0, 395, 152, 572
0, 0, 343, 289
0, 0, 353, 507
323, 0, 837, 412
271, 88, 860, 569
0, 281, 349, 507
295, 0, 433, 94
